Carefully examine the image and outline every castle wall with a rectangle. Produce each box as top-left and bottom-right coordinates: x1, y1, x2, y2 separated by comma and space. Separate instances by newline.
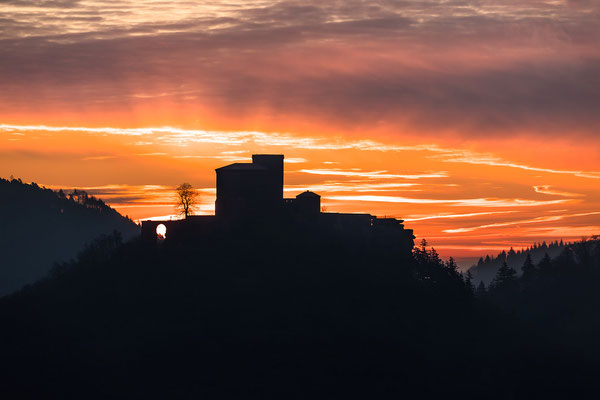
215, 155, 284, 219
252, 154, 284, 199
216, 169, 273, 218
141, 216, 218, 245
144, 154, 415, 256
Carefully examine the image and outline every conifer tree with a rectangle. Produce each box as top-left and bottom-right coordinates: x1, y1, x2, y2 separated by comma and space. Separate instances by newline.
476, 281, 487, 297
538, 252, 552, 274
555, 247, 574, 270
508, 247, 516, 260
521, 252, 536, 282
493, 261, 518, 292
497, 250, 507, 263
464, 270, 475, 294
446, 257, 458, 272
424, 244, 442, 265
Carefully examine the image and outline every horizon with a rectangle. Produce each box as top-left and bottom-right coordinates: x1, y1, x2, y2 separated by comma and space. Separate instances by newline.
3, 139, 597, 268
2, 1, 599, 265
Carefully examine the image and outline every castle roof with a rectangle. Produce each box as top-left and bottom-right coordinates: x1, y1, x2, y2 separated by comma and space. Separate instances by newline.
296, 190, 320, 198
215, 163, 268, 171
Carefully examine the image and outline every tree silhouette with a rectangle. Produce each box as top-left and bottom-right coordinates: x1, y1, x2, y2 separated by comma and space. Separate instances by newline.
493, 261, 518, 292
175, 182, 199, 218
476, 281, 487, 297
464, 270, 475, 294
521, 253, 536, 282
538, 252, 552, 275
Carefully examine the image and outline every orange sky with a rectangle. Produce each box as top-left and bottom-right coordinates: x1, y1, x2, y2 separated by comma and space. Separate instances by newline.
2, 123, 599, 267
1, 1, 599, 267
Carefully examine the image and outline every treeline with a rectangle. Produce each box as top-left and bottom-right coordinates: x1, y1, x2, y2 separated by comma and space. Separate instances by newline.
469, 240, 569, 284
1, 231, 598, 398
0, 177, 139, 296
3, 177, 130, 218
469, 237, 600, 356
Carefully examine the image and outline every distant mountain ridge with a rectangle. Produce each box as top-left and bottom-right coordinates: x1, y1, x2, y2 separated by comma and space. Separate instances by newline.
468, 239, 587, 285
0, 177, 139, 296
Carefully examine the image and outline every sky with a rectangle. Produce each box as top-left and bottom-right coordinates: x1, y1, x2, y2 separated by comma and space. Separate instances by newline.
1, 0, 599, 266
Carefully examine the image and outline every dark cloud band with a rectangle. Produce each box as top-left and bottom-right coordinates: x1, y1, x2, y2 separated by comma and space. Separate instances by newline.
1, 0, 599, 138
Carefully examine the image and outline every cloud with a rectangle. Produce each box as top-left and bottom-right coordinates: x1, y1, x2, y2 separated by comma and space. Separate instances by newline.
4, 124, 600, 182
431, 148, 600, 179
0, 124, 444, 150
1, 1, 599, 138
444, 215, 565, 234
533, 186, 585, 197
284, 158, 306, 164
46, 183, 176, 206
285, 182, 420, 193
404, 211, 517, 222
327, 195, 570, 207
443, 211, 600, 233
0, 0, 81, 6
298, 169, 447, 179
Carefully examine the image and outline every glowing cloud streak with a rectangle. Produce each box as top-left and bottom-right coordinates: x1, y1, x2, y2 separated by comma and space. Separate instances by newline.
327, 196, 570, 207
404, 211, 517, 222
444, 212, 600, 234
436, 152, 600, 179
285, 182, 420, 193
298, 169, 447, 179
3, 124, 599, 181
533, 186, 584, 197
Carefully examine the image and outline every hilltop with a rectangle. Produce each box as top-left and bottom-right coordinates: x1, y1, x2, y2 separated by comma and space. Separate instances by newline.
1, 233, 599, 398
0, 234, 508, 398
0, 177, 139, 296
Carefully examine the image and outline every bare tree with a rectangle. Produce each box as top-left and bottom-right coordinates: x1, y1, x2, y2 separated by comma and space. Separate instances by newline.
175, 182, 198, 218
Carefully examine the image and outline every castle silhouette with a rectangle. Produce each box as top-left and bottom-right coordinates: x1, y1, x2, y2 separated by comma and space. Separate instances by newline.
142, 155, 415, 254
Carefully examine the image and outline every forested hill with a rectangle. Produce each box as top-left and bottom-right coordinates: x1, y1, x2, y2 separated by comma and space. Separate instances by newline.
468, 240, 572, 285
0, 177, 139, 296
1, 232, 599, 398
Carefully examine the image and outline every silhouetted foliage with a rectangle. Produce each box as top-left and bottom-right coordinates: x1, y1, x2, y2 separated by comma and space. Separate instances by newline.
489, 261, 518, 308
481, 237, 600, 362
538, 252, 552, 273
493, 261, 517, 289
468, 239, 571, 285
464, 270, 475, 295
475, 280, 487, 298
521, 252, 536, 289
0, 177, 139, 296
175, 182, 198, 218
0, 231, 599, 398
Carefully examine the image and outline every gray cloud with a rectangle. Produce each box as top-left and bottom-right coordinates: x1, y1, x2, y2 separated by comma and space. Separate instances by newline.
1, 0, 599, 138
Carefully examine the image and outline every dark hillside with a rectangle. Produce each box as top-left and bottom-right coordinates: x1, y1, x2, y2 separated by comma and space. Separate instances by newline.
0, 233, 596, 399
480, 237, 600, 359
0, 177, 139, 296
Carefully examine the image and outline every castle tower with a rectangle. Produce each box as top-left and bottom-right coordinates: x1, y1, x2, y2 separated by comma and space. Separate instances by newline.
215, 154, 284, 219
